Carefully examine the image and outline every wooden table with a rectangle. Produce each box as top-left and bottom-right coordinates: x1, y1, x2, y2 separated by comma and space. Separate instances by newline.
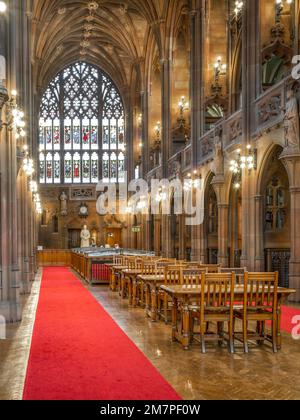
160, 284, 296, 350
137, 274, 165, 321
120, 269, 143, 304
108, 265, 128, 291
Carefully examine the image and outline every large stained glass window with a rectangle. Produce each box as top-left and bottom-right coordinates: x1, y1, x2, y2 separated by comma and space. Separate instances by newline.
39, 62, 126, 184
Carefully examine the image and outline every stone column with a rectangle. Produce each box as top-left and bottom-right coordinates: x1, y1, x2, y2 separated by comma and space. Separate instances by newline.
254, 195, 265, 271
212, 176, 229, 267
189, 1, 205, 261
240, 0, 261, 270
280, 153, 300, 302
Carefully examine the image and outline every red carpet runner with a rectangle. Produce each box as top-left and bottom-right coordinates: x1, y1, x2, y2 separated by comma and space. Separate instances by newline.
23, 267, 181, 401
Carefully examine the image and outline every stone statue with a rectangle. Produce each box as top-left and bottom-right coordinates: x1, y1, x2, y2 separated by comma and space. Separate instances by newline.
284, 89, 300, 150
80, 225, 91, 248
60, 191, 68, 216
214, 131, 224, 176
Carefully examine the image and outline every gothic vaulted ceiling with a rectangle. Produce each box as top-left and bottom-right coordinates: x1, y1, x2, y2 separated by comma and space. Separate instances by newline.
31, 0, 189, 97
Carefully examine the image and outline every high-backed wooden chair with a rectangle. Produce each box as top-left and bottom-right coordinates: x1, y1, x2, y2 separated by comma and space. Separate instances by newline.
135, 261, 158, 306
220, 267, 246, 284
158, 266, 183, 323
199, 264, 221, 273
197, 272, 235, 354
234, 272, 279, 353
182, 268, 207, 285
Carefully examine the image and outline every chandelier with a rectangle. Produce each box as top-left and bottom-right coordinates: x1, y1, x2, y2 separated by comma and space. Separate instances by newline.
229, 145, 256, 189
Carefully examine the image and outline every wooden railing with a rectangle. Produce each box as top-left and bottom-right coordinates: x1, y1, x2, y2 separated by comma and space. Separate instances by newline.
37, 250, 71, 267
71, 252, 112, 285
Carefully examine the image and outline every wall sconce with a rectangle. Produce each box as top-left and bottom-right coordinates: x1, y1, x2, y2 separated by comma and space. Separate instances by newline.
229, 145, 257, 189
154, 121, 161, 144
0, 1, 7, 13
33, 192, 42, 214
234, 1, 244, 17
275, 0, 293, 22
23, 151, 35, 177
214, 57, 227, 84
7, 90, 27, 138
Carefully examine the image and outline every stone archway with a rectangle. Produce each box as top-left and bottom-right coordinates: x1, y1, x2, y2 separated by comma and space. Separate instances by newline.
261, 147, 291, 287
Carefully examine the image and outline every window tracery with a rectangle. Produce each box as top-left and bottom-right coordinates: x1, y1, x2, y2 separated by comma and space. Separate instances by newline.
39, 62, 125, 184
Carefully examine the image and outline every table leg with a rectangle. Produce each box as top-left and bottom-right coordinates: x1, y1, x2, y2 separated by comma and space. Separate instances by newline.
140, 281, 145, 307
132, 278, 137, 308
111, 270, 116, 291
120, 273, 126, 299
277, 304, 282, 350
182, 299, 191, 350
145, 284, 150, 318
151, 287, 158, 322
172, 297, 178, 343
128, 277, 133, 305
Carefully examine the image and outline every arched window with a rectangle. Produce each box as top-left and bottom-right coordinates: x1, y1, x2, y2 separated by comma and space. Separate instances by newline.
265, 176, 288, 231
39, 62, 125, 184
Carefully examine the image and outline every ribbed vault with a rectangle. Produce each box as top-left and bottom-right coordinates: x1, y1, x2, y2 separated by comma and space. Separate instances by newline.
31, 0, 189, 99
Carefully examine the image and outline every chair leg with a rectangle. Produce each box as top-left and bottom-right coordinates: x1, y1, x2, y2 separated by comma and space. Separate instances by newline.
243, 318, 249, 353
200, 321, 206, 354
164, 295, 168, 324
218, 322, 225, 346
272, 319, 278, 353
228, 321, 235, 354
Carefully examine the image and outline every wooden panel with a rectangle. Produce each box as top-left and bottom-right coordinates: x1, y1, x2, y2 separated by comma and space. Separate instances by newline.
37, 250, 72, 267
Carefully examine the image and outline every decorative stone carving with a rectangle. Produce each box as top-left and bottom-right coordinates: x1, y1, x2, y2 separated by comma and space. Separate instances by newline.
200, 134, 214, 158
229, 116, 242, 142
258, 94, 281, 125
60, 191, 68, 216
70, 187, 95, 201
283, 89, 300, 151
214, 130, 224, 176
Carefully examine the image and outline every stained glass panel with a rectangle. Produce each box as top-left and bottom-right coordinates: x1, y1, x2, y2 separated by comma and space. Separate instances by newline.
46, 153, 53, 183
64, 152, 72, 184
39, 61, 125, 184
73, 152, 81, 183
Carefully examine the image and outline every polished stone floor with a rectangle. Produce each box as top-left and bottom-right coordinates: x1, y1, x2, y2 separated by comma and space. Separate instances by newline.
0, 272, 300, 400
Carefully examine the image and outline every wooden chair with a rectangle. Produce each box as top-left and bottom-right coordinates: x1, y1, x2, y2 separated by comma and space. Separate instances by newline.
234, 272, 279, 353
220, 267, 246, 284
199, 264, 221, 273
182, 268, 208, 285
158, 266, 183, 323
135, 261, 157, 306
196, 272, 235, 354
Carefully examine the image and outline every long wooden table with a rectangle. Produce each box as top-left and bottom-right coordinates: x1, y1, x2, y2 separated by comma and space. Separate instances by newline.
160, 284, 296, 350
137, 274, 165, 321
120, 269, 143, 304
108, 265, 128, 291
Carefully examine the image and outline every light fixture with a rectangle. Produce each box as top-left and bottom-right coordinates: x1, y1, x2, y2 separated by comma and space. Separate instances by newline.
214, 57, 227, 83
229, 145, 256, 189
29, 180, 38, 193
275, 0, 293, 22
0, 2, 7, 13
234, 1, 243, 16
23, 155, 35, 177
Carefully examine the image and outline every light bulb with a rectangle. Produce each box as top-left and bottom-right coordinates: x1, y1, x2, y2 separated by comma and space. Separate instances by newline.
11, 89, 17, 97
